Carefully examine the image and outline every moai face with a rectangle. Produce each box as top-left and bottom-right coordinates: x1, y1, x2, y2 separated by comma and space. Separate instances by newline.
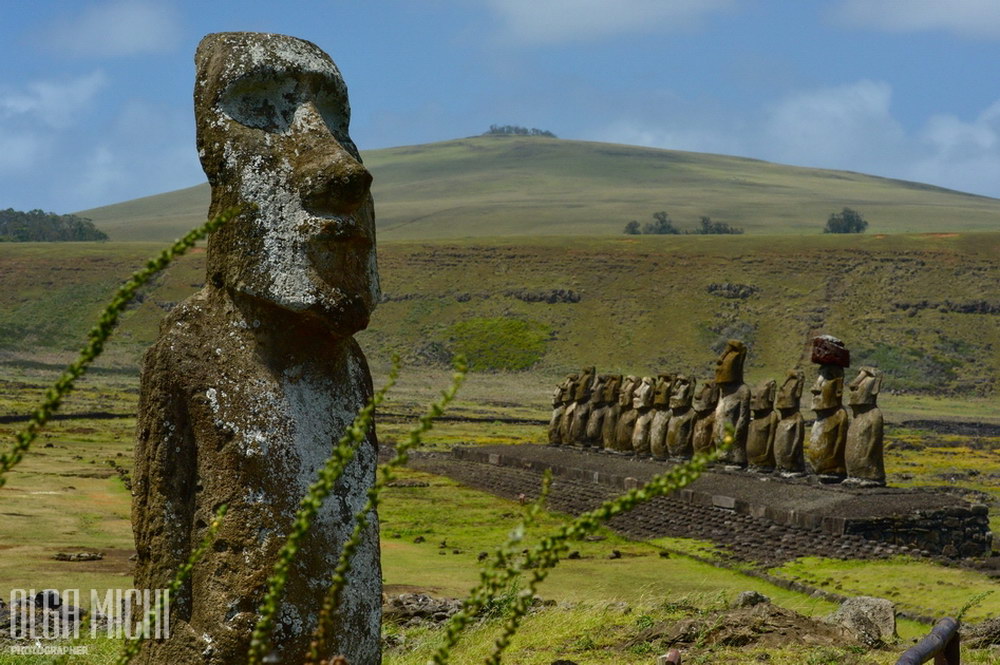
603, 375, 622, 403
574, 366, 596, 402
633, 377, 654, 409
775, 368, 805, 410
714, 340, 747, 384
751, 379, 776, 412
653, 374, 674, 407
619, 376, 638, 407
560, 374, 579, 404
848, 366, 882, 407
810, 365, 845, 411
692, 380, 718, 413
195, 33, 378, 336
669, 375, 693, 410
590, 375, 608, 405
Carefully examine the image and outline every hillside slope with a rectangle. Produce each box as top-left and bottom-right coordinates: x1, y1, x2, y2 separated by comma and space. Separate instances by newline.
77, 137, 1000, 242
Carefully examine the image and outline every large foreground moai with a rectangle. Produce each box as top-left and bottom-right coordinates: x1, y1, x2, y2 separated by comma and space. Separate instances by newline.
845, 366, 886, 486
806, 335, 850, 482
132, 33, 381, 665
713, 340, 751, 467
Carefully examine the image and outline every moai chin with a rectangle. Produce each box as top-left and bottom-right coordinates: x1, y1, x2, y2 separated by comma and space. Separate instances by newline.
806, 335, 850, 482
612, 375, 639, 454
712, 340, 751, 467
631, 377, 656, 457
845, 366, 886, 487
132, 33, 381, 665
773, 368, 806, 477
746, 379, 778, 472
649, 374, 674, 461
568, 366, 597, 446
691, 380, 719, 456
599, 374, 623, 452
583, 374, 609, 447
548, 373, 576, 446
665, 375, 696, 460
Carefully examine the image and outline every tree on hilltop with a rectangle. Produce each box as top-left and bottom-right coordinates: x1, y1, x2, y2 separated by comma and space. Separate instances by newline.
483, 124, 557, 138
824, 207, 868, 234
643, 211, 680, 235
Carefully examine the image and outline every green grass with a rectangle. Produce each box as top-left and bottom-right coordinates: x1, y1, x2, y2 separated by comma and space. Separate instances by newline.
76, 136, 1000, 242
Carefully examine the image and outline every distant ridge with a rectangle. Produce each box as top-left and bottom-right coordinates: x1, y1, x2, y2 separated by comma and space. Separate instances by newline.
77, 136, 1000, 242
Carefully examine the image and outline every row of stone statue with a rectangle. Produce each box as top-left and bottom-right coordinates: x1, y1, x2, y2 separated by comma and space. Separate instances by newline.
547, 337, 885, 487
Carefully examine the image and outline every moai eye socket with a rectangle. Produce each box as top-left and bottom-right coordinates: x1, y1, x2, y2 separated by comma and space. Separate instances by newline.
220, 77, 300, 133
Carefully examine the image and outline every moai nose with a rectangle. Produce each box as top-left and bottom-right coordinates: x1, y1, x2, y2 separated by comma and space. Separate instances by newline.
292, 103, 373, 215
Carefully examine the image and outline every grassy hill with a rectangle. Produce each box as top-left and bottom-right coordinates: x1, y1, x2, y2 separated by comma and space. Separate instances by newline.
76, 136, 1000, 242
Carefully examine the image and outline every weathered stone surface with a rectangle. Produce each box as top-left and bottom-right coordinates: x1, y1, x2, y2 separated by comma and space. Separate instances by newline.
773, 369, 806, 476
611, 376, 638, 454
826, 596, 897, 647
568, 367, 596, 445
548, 375, 575, 445
811, 335, 850, 368
631, 377, 656, 457
132, 32, 381, 665
692, 380, 718, 455
845, 366, 886, 486
732, 590, 770, 608
600, 375, 623, 451
665, 376, 695, 459
807, 363, 848, 480
712, 341, 750, 466
583, 374, 609, 446
746, 379, 778, 471
649, 374, 674, 460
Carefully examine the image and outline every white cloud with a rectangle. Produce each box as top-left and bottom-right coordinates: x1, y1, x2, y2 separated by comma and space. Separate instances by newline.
0, 72, 108, 129
481, 0, 738, 43
834, 0, 1000, 39
589, 80, 1000, 197
39, 0, 181, 57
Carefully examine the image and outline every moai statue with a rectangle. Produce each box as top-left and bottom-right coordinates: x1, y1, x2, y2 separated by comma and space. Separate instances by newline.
649, 374, 674, 460
132, 33, 381, 665
746, 379, 779, 472
712, 340, 751, 468
600, 374, 624, 452
611, 375, 639, 454
665, 375, 696, 460
691, 380, 719, 456
548, 374, 576, 446
806, 335, 850, 482
631, 377, 656, 457
583, 374, 609, 447
845, 366, 886, 487
773, 369, 806, 477
567, 366, 597, 445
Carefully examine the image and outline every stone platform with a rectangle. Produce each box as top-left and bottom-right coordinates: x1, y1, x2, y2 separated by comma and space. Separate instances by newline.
446, 444, 992, 559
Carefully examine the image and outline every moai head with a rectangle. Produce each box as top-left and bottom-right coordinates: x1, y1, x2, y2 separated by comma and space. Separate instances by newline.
633, 377, 655, 409
714, 340, 747, 384
574, 366, 596, 402
692, 380, 718, 414
669, 375, 693, 410
559, 374, 578, 405
652, 373, 674, 407
195, 33, 378, 336
848, 366, 883, 407
775, 368, 805, 411
603, 375, 622, 403
619, 375, 638, 407
590, 374, 608, 405
751, 379, 777, 413
810, 365, 845, 411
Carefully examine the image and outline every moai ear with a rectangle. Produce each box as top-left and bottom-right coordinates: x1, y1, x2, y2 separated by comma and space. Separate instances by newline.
872, 370, 883, 395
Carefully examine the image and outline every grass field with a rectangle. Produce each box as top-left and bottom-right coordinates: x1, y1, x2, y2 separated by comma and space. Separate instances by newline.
76, 136, 1000, 243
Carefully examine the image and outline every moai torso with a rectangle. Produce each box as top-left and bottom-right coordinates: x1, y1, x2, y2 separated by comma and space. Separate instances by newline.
584, 374, 609, 446
631, 377, 656, 457
691, 380, 719, 456
549, 375, 576, 445
806, 336, 851, 481
612, 376, 639, 454
665, 376, 695, 459
600, 375, 623, 451
845, 366, 886, 486
649, 374, 674, 460
746, 379, 778, 472
568, 366, 596, 445
773, 369, 806, 476
132, 33, 381, 665
712, 340, 751, 466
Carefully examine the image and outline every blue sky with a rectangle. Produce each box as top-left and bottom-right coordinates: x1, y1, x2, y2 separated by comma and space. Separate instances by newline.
4, 0, 1000, 213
